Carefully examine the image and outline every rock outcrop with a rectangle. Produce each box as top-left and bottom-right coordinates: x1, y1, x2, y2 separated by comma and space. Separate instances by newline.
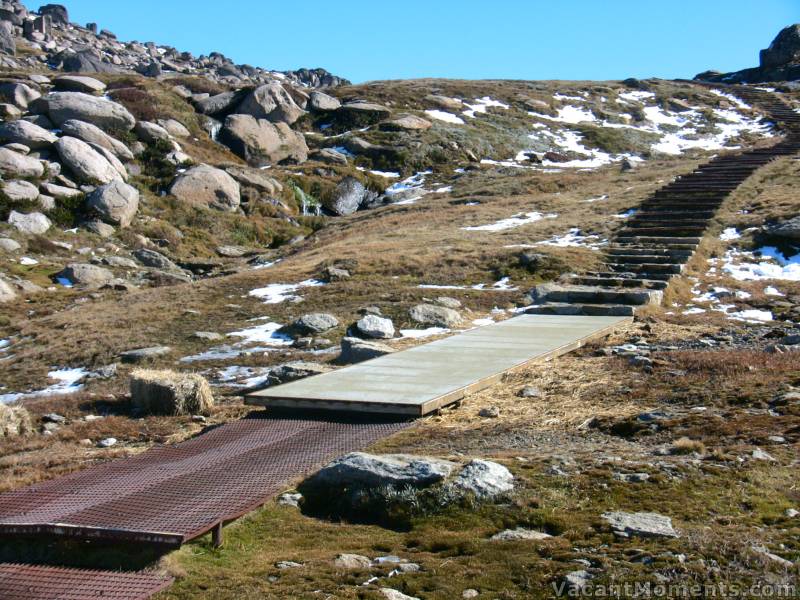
169, 164, 241, 212
219, 115, 308, 165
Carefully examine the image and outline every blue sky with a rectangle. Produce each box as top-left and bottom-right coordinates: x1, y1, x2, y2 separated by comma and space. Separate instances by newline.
55, 1, 798, 83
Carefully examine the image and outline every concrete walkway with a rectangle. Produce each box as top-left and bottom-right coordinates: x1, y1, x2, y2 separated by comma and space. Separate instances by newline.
247, 314, 630, 415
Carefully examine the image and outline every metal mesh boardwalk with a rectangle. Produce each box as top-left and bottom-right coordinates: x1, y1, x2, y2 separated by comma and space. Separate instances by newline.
0, 564, 172, 600
0, 414, 408, 545
247, 315, 630, 415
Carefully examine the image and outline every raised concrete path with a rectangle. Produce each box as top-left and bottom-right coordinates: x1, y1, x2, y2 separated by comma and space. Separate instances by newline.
247, 314, 630, 415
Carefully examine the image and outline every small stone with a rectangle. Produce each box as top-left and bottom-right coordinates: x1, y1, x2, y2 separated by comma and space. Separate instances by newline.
601, 511, 679, 538
192, 331, 224, 341
519, 385, 542, 398
98, 437, 117, 448
278, 492, 302, 508
435, 296, 462, 309
478, 406, 500, 418
613, 472, 650, 483
490, 528, 552, 541
563, 570, 593, 593
275, 561, 302, 569
355, 314, 395, 339
751, 448, 776, 461
42, 413, 66, 424
463, 590, 479, 599
333, 553, 371, 569
785, 508, 798, 518
380, 589, 419, 600
119, 346, 172, 363
191, 415, 207, 424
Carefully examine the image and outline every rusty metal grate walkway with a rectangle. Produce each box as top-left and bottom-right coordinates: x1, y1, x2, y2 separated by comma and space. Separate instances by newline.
0, 414, 409, 546
0, 563, 173, 600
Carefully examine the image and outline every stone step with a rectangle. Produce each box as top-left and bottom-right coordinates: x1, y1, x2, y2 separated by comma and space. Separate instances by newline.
571, 276, 669, 290
620, 226, 707, 236
606, 254, 684, 265
614, 236, 701, 245
585, 270, 675, 282
608, 262, 683, 275
634, 211, 716, 219
607, 246, 694, 258
525, 302, 636, 317
531, 283, 663, 306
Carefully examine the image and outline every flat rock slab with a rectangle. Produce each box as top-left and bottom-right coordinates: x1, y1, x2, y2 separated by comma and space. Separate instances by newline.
247, 315, 629, 415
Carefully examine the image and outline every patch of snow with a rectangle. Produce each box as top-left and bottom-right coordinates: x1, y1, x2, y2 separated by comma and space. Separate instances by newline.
249, 279, 325, 304
462, 96, 509, 118
720, 227, 741, 241
472, 318, 495, 326
369, 170, 400, 179
529, 105, 597, 124
425, 110, 465, 125
584, 195, 608, 203
719, 247, 800, 282
227, 321, 293, 347
709, 89, 751, 110
19, 256, 38, 265
728, 309, 773, 323
533, 228, 606, 249
463, 212, 557, 232
764, 286, 783, 297
0, 367, 89, 404
615, 209, 637, 219
617, 91, 656, 103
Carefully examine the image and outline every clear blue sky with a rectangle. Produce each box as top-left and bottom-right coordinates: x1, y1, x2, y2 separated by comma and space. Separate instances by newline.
47, 0, 798, 83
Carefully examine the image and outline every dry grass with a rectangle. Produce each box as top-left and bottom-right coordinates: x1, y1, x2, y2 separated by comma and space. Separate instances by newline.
130, 369, 214, 416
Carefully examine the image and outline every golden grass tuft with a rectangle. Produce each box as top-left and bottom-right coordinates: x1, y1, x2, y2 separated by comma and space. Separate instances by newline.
130, 369, 214, 416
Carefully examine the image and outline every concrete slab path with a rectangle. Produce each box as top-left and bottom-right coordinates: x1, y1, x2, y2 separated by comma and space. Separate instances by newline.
247, 314, 630, 415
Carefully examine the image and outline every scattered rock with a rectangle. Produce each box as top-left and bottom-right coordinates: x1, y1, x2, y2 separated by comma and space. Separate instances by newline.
133, 248, 180, 271
192, 331, 224, 342
491, 528, 553, 541
135, 121, 172, 144
60, 120, 134, 161
286, 313, 339, 335
277, 492, 303, 508
380, 589, 419, 600
450, 459, 514, 500
380, 114, 432, 132
409, 304, 461, 327
97, 437, 117, 448
769, 216, 800, 242
266, 361, 332, 386
309, 90, 341, 111
355, 314, 395, 339
751, 448, 776, 461
0, 238, 21, 252
8, 210, 51, 235
130, 369, 214, 416
119, 346, 172, 364
478, 406, 500, 418
322, 266, 351, 281
56, 263, 114, 287
462, 590, 479, 599
236, 82, 305, 124
333, 553, 371, 569
86, 180, 139, 227
322, 176, 367, 216
435, 296, 461, 309
275, 561, 302, 570
339, 337, 395, 363
0, 403, 32, 437
0, 21, 15, 56
601, 511, 679, 538
562, 570, 593, 593
309, 452, 456, 488
519, 385, 542, 398
169, 164, 241, 212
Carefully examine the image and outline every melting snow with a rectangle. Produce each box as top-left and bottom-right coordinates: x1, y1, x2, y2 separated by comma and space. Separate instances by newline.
19, 257, 38, 265
719, 247, 800, 281
400, 327, 449, 339
425, 110, 465, 125
249, 279, 325, 304
0, 368, 88, 404
463, 211, 557, 232
227, 321, 293, 346
462, 96, 509, 118
532, 228, 606, 249
720, 228, 741, 241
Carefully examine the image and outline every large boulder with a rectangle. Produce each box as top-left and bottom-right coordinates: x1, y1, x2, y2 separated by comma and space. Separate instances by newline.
450, 460, 514, 500
60, 50, 123, 74
54, 75, 106, 94
130, 369, 214, 416
86, 180, 139, 227
0, 119, 56, 150
337, 101, 392, 124
47, 92, 136, 131
55, 136, 121, 184
135, 121, 171, 144
0, 21, 15, 56
0, 82, 40, 109
195, 90, 245, 116
307, 453, 457, 489
0, 148, 44, 178
323, 176, 367, 216
309, 90, 341, 112
169, 164, 241, 212
236, 82, 305, 124
760, 24, 800, 68
266, 361, 332, 387
219, 114, 308, 165
2, 180, 39, 202
8, 210, 50, 235
225, 166, 283, 195
339, 337, 395, 364
39, 4, 69, 26
56, 263, 114, 286
60, 120, 134, 160
409, 304, 462, 327
133, 248, 180, 271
